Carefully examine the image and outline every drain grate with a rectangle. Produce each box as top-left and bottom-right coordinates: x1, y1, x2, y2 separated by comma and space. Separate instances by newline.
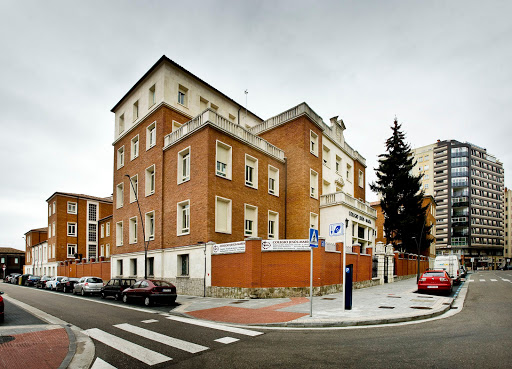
410, 306, 432, 310
230, 300, 248, 304
379, 306, 395, 309
0, 336, 15, 344
322, 297, 336, 300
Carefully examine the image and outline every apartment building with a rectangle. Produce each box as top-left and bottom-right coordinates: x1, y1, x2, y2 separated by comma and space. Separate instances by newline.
23, 228, 48, 275
111, 56, 376, 294
504, 188, 512, 266
411, 140, 504, 268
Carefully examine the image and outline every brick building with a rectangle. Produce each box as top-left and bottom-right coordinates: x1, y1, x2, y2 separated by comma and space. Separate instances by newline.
110, 56, 376, 296
23, 228, 48, 275
0, 247, 25, 278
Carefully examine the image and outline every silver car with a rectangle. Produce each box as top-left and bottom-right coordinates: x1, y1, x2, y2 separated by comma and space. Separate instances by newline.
73, 276, 104, 296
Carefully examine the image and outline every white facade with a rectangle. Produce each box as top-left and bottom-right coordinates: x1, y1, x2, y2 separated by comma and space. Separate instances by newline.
24, 241, 59, 276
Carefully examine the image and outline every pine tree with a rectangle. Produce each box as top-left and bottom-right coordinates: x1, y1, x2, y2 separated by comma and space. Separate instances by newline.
370, 119, 432, 254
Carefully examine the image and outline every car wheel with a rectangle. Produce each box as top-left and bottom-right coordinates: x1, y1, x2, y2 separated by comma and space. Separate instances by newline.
114, 293, 120, 301
144, 297, 152, 306
100, 292, 106, 299
169, 297, 177, 305
81, 289, 86, 296
122, 294, 128, 303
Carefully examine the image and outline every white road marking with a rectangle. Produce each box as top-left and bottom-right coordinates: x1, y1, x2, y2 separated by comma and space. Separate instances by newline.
141, 319, 159, 324
215, 337, 239, 344
91, 357, 117, 369
84, 328, 171, 365
165, 315, 263, 337
479, 279, 486, 282
490, 279, 497, 282
114, 323, 208, 353
502, 279, 510, 282
467, 280, 474, 282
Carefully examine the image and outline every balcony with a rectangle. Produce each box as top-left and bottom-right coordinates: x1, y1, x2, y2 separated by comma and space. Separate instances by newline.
320, 191, 377, 218
451, 197, 469, 207
163, 109, 285, 161
451, 217, 468, 226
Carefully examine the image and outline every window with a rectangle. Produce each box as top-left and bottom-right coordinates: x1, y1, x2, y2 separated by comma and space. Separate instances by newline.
67, 222, 77, 237
145, 211, 155, 241
177, 201, 190, 235
131, 135, 139, 160
130, 258, 137, 276
244, 204, 258, 237
178, 85, 188, 106
346, 164, 352, 182
147, 257, 154, 276
178, 254, 189, 276
117, 260, 123, 276
336, 156, 342, 173
425, 165, 429, 170
106, 244, 110, 258
178, 147, 190, 183
322, 145, 330, 167
129, 175, 138, 203
116, 221, 123, 246
310, 169, 318, 198
117, 146, 125, 169
88, 203, 97, 221
0, 257, 4, 264
53, 201, 56, 213
172, 120, 182, 132
145, 165, 155, 196
245, 155, 258, 188
358, 170, 364, 188
15, 257, 19, 264
268, 211, 279, 239
116, 183, 124, 208
48, 205, 51, 217
216, 141, 232, 179
118, 114, 125, 135
88, 244, 97, 259
310, 212, 318, 230
149, 84, 156, 107
132, 100, 139, 121
52, 222, 55, 237
67, 202, 77, 214
101, 224, 105, 238
146, 122, 156, 149
88, 224, 97, 242
200, 97, 208, 111
310, 131, 318, 156
48, 225, 51, 238
129, 217, 137, 244
268, 165, 279, 196
100, 245, 104, 257
215, 196, 232, 234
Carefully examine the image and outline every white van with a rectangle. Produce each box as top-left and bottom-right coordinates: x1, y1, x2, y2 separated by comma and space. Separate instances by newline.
434, 255, 461, 284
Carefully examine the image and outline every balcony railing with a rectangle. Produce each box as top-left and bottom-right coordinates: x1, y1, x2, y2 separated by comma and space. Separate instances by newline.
320, 191, 377, 217
163, 109, 285, 161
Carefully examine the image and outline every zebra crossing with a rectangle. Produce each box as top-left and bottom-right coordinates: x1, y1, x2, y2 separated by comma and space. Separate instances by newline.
467, 274, 512, 283
85, 314, 263, 368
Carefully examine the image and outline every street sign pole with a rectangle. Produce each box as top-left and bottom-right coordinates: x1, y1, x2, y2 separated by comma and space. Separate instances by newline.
342, 219, 348, 312
310, 246, 313, 317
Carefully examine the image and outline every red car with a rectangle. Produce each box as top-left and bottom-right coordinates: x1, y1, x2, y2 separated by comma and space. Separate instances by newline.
0, 291, 4, 322
418, 270, 453, 295
122, 279, 177, 306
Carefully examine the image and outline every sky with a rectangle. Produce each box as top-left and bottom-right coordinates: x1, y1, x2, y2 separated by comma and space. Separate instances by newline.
1, 0, 511, 251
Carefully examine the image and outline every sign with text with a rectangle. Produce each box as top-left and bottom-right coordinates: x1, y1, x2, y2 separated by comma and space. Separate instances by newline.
212, 241, 246, 255
261, 239, 309, 251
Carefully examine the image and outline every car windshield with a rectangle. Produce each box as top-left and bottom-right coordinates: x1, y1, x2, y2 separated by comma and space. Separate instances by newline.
87, 278, 103, 283
152, 280, 173, 287
423, 272, 446, 277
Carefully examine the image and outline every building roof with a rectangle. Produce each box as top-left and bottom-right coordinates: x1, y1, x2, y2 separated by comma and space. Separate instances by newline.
0, 247, 25, 254
98, 214, 113, 222
24, 227, 48, 235
46, 192, 113, 204
110, 55, 263, 121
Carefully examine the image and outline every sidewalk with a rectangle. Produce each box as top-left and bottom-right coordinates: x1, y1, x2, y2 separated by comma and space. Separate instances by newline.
172, 277, 462, 327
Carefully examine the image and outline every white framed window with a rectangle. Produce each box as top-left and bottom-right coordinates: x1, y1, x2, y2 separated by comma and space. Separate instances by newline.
88, 224, 97, 242
178, 147, 191, 184
145, 164, 155, 196
244, 204, 258, 237
425, 165, 430, 170
346, 163, 352, 182
216, 141, 232, 179
106, 244, 110, 258
129, 217, 137, 244
49, 205, 52, 217
172, 120, 183, 132
178, 254, 189, 276
268, 165, 279, 196
88, 203, 97, 222
106, 222, 110, 237
336, 156, 342, 173
310, 169, 318, 198
130, 258, 137, 276
145, 211, 155, 241
53, 201, 56, 213
133, 100, 139, 121
149, 84, 156, 107
88, 244, 97, 259
177, 200, 190, 235
52, 244, 55, 259
310, 130, 318, 156
67, 201, 77, 214
215, 196, 232, 234
131, 135, 139, 160
101, 224, 105, 238
48, 225, 51, 238
116, 221, 123, 246
100, 245, 104, 257
67, 222, 77, 237
129, 175, 138, 203
310, 212, 318, 230
52, 222, 55, 237
146, 121, 156, 150
245, 154, 258, 188
178, 84, 188, 106
268, 211, 279, 239
358, 170, 364, 188
118, 113, 125, 135
116, 183, 124, 208
117, 259, 124, 275
117, 146, 125, 169
67, 244, 76, 258
322, 145, 330, 167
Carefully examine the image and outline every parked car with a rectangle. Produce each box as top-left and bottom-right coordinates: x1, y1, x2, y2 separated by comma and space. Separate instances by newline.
56, 277, 80, 293
498, 265, 512, 270
46, 276, 66, 291
0, 291, 4, 322
73, 276, 104, 296
101, 278, 137, 301
122, 279, 177, 306
25, 275, 41, 287
434, 255, 461, 285
4, 273, 18, 283
36, 276, 52, 289
418, 270, 453, 295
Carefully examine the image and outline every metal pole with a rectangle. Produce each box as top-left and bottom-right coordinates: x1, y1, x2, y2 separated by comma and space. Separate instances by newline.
125, 174, 147, 279
310, 246, 313, 317
342, 219, 348, 311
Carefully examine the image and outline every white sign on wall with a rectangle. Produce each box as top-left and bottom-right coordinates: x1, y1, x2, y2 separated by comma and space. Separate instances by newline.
261, 239, 309, 251
212, 241, 246, 255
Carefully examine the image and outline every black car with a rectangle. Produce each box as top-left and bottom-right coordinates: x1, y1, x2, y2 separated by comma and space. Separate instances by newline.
101, 278, 137, 301
36, 276, 52, 289
56, 277, 80, 293
25, 275, 41, 287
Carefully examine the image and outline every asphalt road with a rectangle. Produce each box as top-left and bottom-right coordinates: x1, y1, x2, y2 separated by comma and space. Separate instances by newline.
1, 270, 511, 368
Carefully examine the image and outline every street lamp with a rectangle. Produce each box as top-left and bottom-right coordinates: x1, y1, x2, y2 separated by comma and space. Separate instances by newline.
125, 174, 148, 279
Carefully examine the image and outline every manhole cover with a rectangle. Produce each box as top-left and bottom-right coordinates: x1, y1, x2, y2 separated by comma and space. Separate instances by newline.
379, 306, 395, 309
0, 336, 15, 344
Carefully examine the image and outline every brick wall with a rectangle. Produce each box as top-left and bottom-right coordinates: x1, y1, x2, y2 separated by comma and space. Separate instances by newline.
57, 259, 111, 281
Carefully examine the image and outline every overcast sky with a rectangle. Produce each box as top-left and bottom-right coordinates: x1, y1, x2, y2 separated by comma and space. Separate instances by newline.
1, 0, 511, 251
